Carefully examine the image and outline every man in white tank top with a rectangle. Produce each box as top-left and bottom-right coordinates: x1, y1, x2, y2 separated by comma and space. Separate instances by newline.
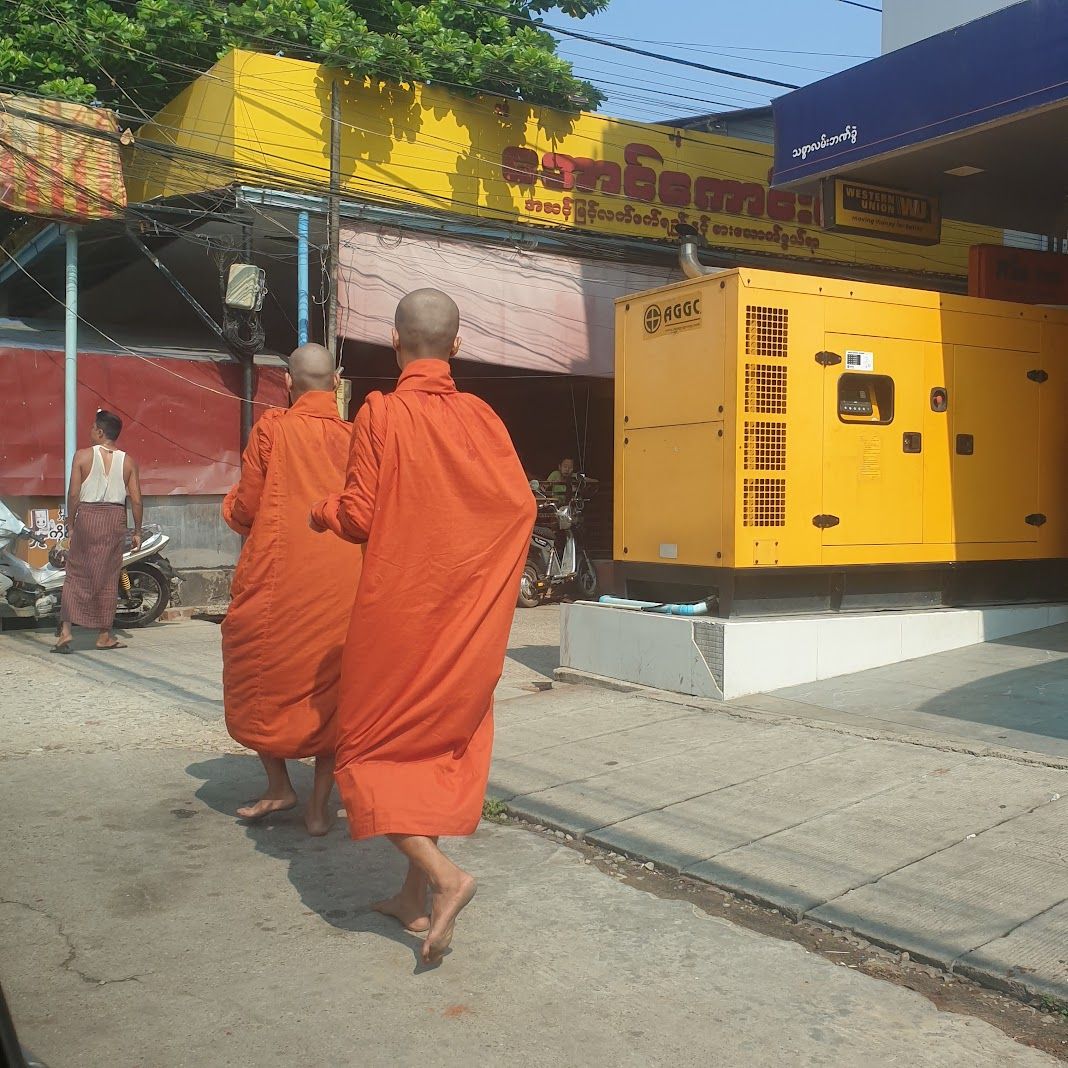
52, 409, 143, 652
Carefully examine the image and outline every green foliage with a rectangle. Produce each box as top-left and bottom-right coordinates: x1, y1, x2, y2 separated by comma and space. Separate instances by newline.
0, 0, 608, 116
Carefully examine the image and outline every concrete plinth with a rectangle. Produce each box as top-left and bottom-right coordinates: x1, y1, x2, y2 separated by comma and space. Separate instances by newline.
560, 602, 1068, 701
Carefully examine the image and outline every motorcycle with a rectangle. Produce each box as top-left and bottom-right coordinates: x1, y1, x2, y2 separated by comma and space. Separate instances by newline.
518, 475, 599, 608
0, 500, 181, 629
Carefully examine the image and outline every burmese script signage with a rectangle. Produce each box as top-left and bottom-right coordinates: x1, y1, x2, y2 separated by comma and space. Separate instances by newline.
136, 51, 997, 279
502, 143, 824, 255
823, 179, 941, 245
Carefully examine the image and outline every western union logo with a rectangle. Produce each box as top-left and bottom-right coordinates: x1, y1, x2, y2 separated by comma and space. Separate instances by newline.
842, 183, 933, 223
825, 178, 941, 246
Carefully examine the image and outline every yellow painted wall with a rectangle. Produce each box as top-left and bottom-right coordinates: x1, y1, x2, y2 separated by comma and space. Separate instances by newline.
127, 49, 997, 278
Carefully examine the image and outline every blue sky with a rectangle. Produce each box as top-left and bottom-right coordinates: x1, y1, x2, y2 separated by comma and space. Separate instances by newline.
552, 0, 882, 121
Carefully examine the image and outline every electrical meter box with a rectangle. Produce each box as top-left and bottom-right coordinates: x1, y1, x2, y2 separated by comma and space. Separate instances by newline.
614, 268, 1068, 615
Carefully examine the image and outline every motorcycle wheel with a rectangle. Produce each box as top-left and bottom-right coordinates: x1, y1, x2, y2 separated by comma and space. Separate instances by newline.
577, 560, 598, 600
517, 563, 544, 609
115, 562, 170, 628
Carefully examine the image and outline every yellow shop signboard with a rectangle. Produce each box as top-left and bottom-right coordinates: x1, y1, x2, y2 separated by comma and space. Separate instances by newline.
129, 50, 994, 277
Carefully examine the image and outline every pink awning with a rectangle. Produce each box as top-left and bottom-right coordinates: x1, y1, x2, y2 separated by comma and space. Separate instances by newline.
337, 224, 677, 377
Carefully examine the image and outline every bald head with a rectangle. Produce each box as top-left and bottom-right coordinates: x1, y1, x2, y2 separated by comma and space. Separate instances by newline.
393, 289, 461, 367
287, 343, 337, 399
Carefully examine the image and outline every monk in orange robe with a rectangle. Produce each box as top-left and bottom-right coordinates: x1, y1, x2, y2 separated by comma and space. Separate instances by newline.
222, 344, 362, 835
311, 290, 535, 964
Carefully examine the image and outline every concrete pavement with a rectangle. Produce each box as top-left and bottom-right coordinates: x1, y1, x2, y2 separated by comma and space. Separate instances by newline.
4, 748, 1055, 1068
491, 683, 1068, 1001
2, 612, 1067, 1065
760, 623, 1068, 761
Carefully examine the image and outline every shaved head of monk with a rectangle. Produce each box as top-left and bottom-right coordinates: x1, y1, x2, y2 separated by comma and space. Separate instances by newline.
392, 289, 462, 368
286, 343, 338, 400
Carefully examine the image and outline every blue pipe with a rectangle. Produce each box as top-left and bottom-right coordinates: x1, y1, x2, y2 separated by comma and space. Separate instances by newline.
297, 210, 310, 346
0, 222, 62, 286
598, 595, 711, 617
63, 227, 78, 494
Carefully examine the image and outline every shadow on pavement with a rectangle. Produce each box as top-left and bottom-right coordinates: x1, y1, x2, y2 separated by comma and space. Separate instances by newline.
505, 644, 560, 678
915, 627, 1068, 743
185, 755, 433, 970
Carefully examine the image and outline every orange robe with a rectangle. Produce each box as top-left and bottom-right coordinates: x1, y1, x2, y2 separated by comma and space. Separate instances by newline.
312, 360, 536, 839
222, 391, 363, 759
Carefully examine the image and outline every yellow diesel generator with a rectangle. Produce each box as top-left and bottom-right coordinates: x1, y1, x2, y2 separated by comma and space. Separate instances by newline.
614, 267, 1068, 615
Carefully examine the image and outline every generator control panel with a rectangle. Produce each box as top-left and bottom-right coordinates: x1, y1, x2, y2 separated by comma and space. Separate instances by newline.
839, 383, 873, 417
837, 373, 894, 424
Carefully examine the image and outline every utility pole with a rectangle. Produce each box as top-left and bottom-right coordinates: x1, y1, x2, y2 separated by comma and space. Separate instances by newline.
326, 80, 341, 364
296, 210, 310, 347
63, 226, 78, 498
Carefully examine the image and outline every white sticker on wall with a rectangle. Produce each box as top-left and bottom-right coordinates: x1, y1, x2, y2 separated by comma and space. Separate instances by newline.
659, 543, 679, 560
845, 350, 874, 371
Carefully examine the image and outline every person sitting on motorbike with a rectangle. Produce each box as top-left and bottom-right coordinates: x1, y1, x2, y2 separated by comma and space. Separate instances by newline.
546, 457, 576, 504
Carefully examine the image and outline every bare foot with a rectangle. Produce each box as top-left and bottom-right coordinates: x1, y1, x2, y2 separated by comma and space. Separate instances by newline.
373, 894, 431, 935
423, 874, 477, 965
303, 803, 333, 838
236, 794, 298, 821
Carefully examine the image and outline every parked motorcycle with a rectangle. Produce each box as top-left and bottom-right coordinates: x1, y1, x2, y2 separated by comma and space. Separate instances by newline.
0, 501, 180, 628
518, 475, 599, 608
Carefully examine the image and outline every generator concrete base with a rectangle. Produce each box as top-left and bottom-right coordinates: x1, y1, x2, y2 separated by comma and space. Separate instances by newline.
560, 602, 1068, 701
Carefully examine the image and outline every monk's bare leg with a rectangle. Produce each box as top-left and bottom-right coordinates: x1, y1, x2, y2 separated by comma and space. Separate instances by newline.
372, 859, 430, 934
304, 753, 335, 837
388, 835, 476, 964
236, 755, 298, 820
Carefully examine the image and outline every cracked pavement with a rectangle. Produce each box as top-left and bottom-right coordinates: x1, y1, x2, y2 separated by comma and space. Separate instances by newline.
1, 614, 1063, 1066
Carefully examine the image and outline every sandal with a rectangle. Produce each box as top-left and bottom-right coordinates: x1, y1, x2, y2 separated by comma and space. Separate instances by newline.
50, 642, 72, 654
95, 641, 128, 651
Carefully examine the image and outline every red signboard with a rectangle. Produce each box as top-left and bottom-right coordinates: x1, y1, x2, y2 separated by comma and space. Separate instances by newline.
969, 244, 1068, 305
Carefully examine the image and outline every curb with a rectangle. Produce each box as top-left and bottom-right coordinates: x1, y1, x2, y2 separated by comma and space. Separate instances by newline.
553, 667, 641, 693
160, 606, 228, 623
486, 791, 1068, 1009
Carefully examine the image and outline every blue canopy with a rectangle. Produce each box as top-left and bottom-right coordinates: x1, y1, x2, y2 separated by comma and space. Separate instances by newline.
771, 0, 1068, 232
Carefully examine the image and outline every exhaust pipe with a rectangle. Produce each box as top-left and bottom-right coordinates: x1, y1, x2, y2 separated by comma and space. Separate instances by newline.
676, 222, 725, 279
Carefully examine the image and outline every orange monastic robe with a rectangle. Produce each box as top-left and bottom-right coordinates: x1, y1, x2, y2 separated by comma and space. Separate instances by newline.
312, 360, 536, 839
222, 391, 363, 758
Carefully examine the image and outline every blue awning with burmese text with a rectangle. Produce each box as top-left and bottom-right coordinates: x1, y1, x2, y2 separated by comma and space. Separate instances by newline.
770, 0, 1068, 231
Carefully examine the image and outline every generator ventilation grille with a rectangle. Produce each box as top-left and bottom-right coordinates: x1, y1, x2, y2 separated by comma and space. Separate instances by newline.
743, 422, 787, 471
743, 478, 786, 527
744, 363, 788, 414
745, 306, 789, 359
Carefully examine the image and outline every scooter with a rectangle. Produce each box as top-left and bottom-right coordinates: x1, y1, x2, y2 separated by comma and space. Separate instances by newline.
518, 475, 599, 608
0, 500, 181, 629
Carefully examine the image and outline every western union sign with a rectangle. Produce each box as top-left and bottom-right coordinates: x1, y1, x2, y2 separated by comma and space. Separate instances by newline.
823, 179, 941, 245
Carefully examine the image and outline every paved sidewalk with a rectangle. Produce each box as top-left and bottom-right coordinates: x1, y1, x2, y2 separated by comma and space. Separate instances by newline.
758, 624, 1068, 761
5, 613, 1068, 1009
7, 617, 1061, 1066
490, 676, 1068, 1003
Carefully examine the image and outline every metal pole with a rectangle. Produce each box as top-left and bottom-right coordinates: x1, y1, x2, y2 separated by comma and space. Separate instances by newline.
326, 80, 341, 363
63, 226, 78, 495
297, 209, 310, 346
240, 223, 254, 448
